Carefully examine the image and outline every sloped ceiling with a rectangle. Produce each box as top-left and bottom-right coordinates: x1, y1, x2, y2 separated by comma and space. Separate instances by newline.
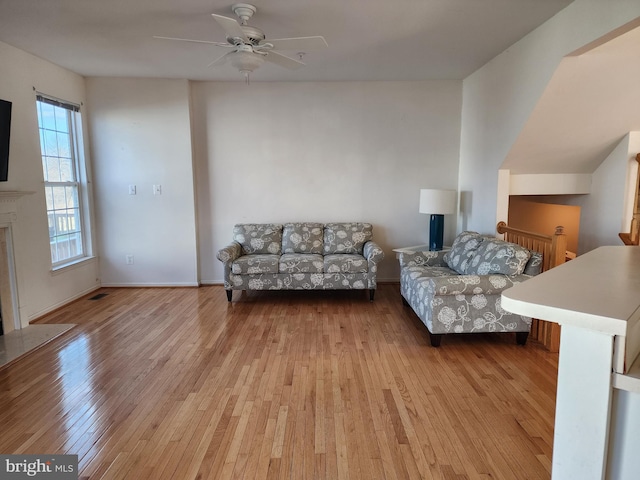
0, 0, 572, 82
502, 25, 640, 175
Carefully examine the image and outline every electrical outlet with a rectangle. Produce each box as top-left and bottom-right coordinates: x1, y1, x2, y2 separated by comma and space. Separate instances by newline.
153, 184, 162, 195
125, 255, 134, 265
128, 185, 136, 195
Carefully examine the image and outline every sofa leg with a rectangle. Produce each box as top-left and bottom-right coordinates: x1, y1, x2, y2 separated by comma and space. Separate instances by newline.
369, 289, 375, 302
401, 296, 409, 306
516, 332, 529, 346
429, 333, 443, 347
226, 290, 232, 302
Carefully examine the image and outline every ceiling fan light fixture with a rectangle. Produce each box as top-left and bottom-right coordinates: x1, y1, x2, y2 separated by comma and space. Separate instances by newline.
229, 50, 265, 83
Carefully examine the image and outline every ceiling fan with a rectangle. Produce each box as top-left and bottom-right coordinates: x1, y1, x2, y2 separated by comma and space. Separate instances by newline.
154, 3, 328, 83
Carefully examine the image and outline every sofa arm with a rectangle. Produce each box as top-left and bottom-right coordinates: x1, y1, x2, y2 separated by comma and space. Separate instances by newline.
429, 274, 532, 296
216, 242, 242, 265
399, 250, 448, 268
363, 241, 384, 264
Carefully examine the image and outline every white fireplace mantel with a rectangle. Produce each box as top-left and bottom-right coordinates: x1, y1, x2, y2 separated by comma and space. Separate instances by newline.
0, 191, 34, 334
0, 191, 34, 223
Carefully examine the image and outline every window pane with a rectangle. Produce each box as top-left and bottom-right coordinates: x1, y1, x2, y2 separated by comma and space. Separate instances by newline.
64, 209, 80, 233
59, 158, 73, 182
56, 132, 71, 159
56, 237, 70, 261
45, 187, 55, 211
39, 130, 46, 157
54, 107, 69, 133
65, 187, 78, 208
70, 232, 83, 256
45, 156, 61, 182
52, 186, 67, 210
39, 102, 56, 131
50, 239, 58, 264
43, 130, 58, 157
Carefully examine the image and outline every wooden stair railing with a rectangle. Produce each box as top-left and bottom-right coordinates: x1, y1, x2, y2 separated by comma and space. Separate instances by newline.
619, 153, 640, 246
497, 221, 568, 352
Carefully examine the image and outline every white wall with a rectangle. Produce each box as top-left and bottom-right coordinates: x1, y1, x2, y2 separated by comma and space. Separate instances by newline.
562, 133, 639, 254
191, 81, 462, 283
0, 41, 100, 323
86, 78, 198, 286
459, 0, 640, 235
534, 133, 639, 254
578, 135, 631, 253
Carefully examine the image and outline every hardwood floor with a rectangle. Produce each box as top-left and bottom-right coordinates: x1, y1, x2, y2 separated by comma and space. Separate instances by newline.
0, 285, 558, 479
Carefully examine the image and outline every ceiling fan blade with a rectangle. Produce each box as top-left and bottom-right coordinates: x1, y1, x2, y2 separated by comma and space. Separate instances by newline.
208, 51, 233, 68
266, 36, 328, 51
153, 36, 228, 47
265, 51, 305, 70
211, 14, 248, 43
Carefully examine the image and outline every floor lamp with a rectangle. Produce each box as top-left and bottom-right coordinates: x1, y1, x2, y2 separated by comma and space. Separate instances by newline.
419, 189, 457, 251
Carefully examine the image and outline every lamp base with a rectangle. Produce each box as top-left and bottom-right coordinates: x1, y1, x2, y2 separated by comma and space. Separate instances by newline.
429, 214, 445, 251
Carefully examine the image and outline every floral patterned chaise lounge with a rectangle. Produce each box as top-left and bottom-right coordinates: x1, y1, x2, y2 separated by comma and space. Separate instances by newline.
217, 222, 384, 301
399, 231, 542, 347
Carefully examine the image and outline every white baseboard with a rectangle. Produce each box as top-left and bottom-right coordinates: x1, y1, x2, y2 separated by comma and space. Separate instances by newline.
28, 284, 102, 323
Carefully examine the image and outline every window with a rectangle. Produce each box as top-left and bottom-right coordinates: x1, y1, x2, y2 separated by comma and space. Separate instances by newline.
36, 95, 89, 267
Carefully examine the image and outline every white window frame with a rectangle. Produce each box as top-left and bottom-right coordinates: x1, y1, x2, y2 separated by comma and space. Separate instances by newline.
36, 94, 92, 269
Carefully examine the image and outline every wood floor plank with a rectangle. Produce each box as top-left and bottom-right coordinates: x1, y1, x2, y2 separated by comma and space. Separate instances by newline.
0, 285, 558, 479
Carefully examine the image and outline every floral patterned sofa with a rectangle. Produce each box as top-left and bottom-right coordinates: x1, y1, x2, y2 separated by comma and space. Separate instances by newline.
399, 231, 542, 347
217, 222, 384, 301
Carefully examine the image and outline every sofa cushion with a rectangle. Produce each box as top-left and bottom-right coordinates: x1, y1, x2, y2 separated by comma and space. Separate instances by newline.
465, 239, 532, 276
323, 223, 373, 254
282, 223, 324, 254
233, 224, 283, 255
405, 265, 459, 279
444, 231, 484, 274
523, 251, 543, 276
231, 254, 280, 274
324, 254, 368, 274
279, 253, 324, 273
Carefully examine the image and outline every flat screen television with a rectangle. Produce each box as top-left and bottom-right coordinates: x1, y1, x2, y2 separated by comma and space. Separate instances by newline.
0, 99, 11, 182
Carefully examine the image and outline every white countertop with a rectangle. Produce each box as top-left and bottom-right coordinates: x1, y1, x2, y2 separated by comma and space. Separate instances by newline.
503, 246, 640, 376
502, 246, 640, 337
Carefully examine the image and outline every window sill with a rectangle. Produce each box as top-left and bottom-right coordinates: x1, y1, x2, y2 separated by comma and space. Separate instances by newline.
51, 256, 97, 276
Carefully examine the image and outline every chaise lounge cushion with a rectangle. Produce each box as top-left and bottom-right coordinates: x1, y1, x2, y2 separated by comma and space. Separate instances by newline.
323, 223, 373, 254
465, 238, 531, 276
443, 231, 485, 274
232, 254, 280, 274
233, 224, 283, 255
523, 251, 543, 276
324, 254, 368, 274
282, 223, 324, 254
279, 253, 324, 273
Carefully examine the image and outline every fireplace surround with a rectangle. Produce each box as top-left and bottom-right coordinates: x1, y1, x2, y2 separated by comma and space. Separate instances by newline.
0, 191, 31, 335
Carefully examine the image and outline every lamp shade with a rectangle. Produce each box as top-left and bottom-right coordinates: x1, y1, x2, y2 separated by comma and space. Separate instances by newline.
419, 189, 457, 215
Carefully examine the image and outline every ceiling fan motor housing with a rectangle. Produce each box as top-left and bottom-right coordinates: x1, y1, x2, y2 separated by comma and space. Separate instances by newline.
231, 25, 265, 46
232, 3, 256, 23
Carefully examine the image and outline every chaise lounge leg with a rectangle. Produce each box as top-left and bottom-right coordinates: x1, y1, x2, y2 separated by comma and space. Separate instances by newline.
401, 296, 409, 306
429, 333, 443, 347
226, 290, 232, 302
516, 332, 529, 346
369, 289, 375, 302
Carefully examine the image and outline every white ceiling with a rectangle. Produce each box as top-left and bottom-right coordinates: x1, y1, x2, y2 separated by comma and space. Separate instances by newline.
6, 0, 636, 179
0, 0, 573, 82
